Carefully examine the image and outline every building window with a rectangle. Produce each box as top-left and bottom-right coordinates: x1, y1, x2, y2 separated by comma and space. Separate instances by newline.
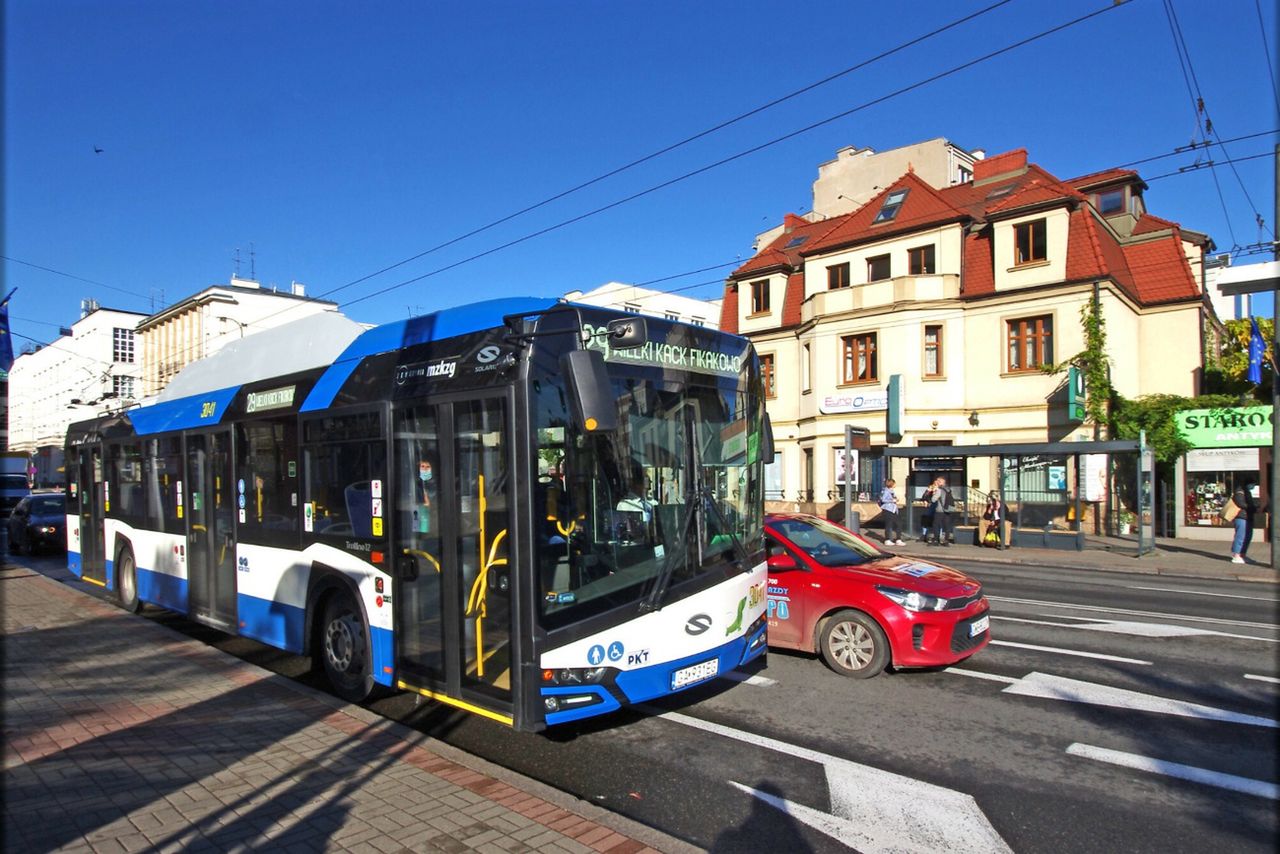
873, 188, 908, 223
623, 303, 640, 314
751, 280, 770, 314
691, 316, 705, 327
664, 311, 679, 321
958, 165, 973, 183
760, 354, 776, 399
113, 328, 135, 363
113, 375, 135, 399
1007, 315, 1053, 372
1014, 219, 1048, 266
908, 245, 936, 275
867, 254, 891, 282
842, 333, 877, 384
827, 262, 850, 290
1098, 189, 1125, 215
924, 324, 943, 377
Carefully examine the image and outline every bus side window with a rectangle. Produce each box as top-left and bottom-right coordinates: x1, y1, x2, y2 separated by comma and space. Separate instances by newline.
302, 412, 387, 540
236, 417, 299, 545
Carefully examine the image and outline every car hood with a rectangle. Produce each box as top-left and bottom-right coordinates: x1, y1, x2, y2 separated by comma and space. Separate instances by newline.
28, 511, 65, 525
828, 555, 981, 597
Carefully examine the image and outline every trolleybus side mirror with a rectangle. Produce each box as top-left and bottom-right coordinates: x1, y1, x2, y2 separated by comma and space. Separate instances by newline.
605, 316, 647, 349
761, 413, 776, 464
562, 350, 618, 433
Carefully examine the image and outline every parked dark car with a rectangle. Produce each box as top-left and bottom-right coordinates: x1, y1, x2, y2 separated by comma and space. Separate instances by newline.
7, 493, 67, 555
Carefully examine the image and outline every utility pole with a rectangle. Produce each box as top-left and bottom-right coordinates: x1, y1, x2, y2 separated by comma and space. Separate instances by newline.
1271, 142, 1278, 571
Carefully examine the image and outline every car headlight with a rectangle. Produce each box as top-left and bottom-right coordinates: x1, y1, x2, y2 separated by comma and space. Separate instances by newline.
876, 585, 948, 612
37, 526, 57, 535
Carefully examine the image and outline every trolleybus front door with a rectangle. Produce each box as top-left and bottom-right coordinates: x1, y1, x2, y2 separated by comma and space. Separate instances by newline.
185, 432, 236, 628
395, 396, 515, 717
76, 445, 107, 585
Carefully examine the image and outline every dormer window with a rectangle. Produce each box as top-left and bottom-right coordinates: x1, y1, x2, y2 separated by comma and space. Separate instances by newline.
1014, 219, 1048, 266
784, 235, 809, 249
1098, 188, 1125, 215
750, 280, 770, 314
873, 189, 909, 223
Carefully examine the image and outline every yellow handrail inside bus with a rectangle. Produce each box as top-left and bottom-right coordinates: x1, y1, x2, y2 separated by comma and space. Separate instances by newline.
401, 548, 441, 574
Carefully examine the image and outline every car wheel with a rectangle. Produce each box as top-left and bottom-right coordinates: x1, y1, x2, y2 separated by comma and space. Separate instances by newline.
117, 548, 142, 613
320, 593, 375, 703
819, 610, 889, 678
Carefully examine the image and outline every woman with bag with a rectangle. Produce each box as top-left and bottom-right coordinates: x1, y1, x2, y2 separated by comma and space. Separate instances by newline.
983, 492, 1007, 549
879, 479, 905, 546
1227, 480, 1259, 564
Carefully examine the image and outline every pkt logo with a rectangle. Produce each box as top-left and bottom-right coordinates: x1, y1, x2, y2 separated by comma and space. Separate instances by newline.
685, 613, 712, 635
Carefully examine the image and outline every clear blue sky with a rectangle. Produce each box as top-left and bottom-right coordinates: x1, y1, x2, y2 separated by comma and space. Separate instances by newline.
5, 0, 1278, 350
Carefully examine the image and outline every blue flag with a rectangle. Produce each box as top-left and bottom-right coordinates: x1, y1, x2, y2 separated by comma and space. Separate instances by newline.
0, 290, 14, 377
1247, 317, 1265, 385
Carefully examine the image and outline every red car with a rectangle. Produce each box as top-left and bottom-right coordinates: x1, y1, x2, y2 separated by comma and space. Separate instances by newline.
764, 512, 990, 677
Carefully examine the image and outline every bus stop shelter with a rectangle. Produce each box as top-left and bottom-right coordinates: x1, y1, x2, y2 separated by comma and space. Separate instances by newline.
880, 439, 1154, 556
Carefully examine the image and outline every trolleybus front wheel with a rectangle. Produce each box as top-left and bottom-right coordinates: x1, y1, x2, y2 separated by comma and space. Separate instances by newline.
321, 594, 374, 702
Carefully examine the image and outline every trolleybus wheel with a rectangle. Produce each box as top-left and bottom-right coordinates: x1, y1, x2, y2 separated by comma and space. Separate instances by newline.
321, 594, 374, 702
819, 609, 888, 678
117, 548, 142, 613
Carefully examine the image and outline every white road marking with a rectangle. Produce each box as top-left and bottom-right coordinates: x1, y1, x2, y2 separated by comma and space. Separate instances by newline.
720, 672, 778, 687
1244, 674, 1280, 684
987, 595, 1279, 631
1066, 743, 1279, 800
945, 667, 1018, 684
1129, 585, 1277, 602
651, 708, 1011, 853
991, 613, 1276, 643
989, 639, 1152, 665
995, 671, 1278, 728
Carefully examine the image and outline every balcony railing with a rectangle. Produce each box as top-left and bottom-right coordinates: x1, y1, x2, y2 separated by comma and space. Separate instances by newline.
802, 274, 960, 322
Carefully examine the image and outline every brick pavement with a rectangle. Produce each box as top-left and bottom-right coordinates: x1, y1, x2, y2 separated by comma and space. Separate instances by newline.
1, 565, 695, 854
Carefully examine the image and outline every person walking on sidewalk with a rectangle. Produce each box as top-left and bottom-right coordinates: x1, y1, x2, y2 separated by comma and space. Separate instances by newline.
880, 478, 905, 546
922, 477, 956, 546
1227, 480, 1263, 564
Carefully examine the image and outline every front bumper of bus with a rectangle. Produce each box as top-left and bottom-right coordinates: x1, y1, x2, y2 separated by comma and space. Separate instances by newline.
540, 614, 767, 726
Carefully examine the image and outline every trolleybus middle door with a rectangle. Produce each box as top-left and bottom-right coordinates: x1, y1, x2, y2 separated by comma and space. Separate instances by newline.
185, 431, 237, 628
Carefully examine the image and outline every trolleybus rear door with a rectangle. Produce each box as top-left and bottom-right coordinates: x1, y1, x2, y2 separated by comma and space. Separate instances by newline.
185, 431, 237, 628
76, 445, 107, 585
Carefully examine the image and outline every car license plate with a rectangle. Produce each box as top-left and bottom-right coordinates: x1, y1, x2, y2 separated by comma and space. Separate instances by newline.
969, 615, 990, 637
671, 658, 719, 690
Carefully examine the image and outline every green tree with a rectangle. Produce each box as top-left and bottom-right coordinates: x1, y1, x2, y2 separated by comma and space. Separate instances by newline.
1043, 291, 1113, 436
1204, 317, 1275, 401
1110, 392, 1240, 463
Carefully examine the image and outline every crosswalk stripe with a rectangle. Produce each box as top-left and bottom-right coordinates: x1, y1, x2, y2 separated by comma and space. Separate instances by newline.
1067, 743, 1278, 800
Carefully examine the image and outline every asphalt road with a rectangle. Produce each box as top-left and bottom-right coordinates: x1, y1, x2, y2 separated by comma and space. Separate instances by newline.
18, 548, 1280, 853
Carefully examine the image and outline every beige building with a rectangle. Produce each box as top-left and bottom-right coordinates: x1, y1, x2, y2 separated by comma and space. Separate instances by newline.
139, 276, 338, 397
564, 281, 720, 326
721, 148, 1215, 515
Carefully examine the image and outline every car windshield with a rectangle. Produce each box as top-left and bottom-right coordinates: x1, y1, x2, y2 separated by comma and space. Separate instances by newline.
2, 475, 29, 490
770, 516, 884, 567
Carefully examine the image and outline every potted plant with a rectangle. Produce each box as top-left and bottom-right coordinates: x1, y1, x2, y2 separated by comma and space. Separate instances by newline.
1117, 510, 1135, 535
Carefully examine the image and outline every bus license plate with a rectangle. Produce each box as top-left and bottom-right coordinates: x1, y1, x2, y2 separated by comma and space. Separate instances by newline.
671, 658, 719, 690
970, 615, 990, 637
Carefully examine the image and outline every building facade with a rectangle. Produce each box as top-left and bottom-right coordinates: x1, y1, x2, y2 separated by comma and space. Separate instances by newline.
139, 276, 337, 398
7, 303, 147, 484
563, 282, 720, 327
722, 147, 1215, 516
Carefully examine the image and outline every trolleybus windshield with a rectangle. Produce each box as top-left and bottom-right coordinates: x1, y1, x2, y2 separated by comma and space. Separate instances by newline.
531, 315, 764, 631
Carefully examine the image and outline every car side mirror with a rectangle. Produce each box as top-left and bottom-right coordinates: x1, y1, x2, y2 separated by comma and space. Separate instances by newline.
767, 552, 798, 571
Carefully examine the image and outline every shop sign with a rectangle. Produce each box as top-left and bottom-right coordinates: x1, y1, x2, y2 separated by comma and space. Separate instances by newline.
1186, 447, 1260, 472
821, 390, 888, 414
1176, 406, 1273, 448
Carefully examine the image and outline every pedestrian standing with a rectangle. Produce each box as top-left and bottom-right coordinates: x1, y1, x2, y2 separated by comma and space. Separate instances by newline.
879, 478, 904, 546
922, 477, 956, 546
1227, 480, 1260, 564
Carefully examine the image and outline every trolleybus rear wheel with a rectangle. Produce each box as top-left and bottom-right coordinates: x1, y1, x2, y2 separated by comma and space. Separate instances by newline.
321, 594, 374, 702
117, 548, 142, 613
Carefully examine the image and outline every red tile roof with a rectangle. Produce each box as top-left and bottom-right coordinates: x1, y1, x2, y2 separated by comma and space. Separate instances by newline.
1122, 235, 1200, 304
782, 273, 805, 328
730, 214, 843, 279
1066, 167, 1141, 190
983, 167, 1085, 215
1131, 212, 1179, 235
803, 171, 969, 254
963, 231, 994, 296
972, 149, 1027, 182
719, 283, 739, 334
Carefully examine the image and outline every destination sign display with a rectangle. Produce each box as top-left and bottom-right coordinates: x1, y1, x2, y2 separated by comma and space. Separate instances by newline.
582, 323, 745, 378
245, 385, 297, 414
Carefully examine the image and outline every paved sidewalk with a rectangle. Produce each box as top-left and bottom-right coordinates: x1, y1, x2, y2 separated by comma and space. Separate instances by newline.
2, 565, 694, 854
874, 530, 1278, 583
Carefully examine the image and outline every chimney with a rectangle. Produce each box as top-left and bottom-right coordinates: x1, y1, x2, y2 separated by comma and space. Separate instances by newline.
972, 149, 1028, 185
291, 281, 306, 297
